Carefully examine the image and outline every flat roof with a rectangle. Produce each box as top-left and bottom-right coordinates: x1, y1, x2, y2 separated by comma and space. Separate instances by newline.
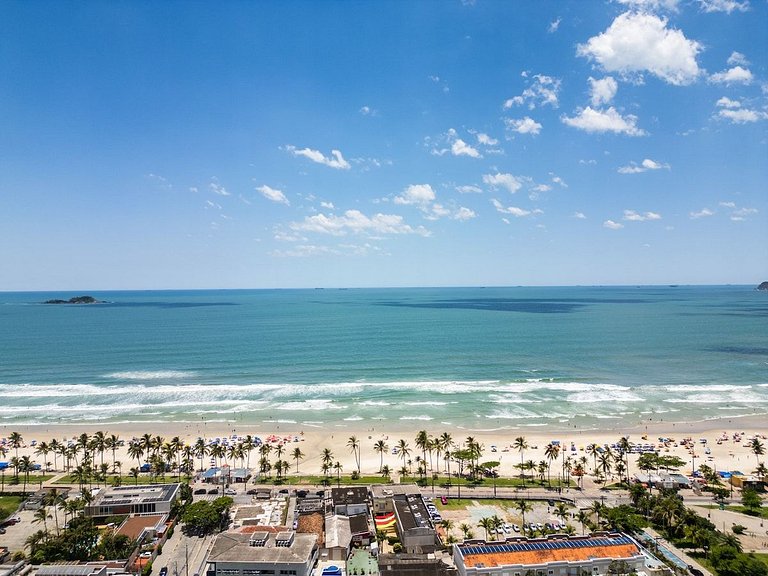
331, 487, 367, 506
209, 532, 317, 565
457, 534, 641, 568
92, 484, 180, 507
116, 515, 166, 541
370, 484, 420, 498
36, 567, 105, 576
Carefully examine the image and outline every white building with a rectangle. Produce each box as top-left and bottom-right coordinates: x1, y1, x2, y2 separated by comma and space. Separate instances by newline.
207, 531, 318, 576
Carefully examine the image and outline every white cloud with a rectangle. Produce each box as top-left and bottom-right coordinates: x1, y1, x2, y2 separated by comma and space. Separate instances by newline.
505, 116, 543, 135
359, 105, 377, 116
733, 207, 758, 217
709, 66, 753, 85
623, 209, 662, 221
394, 184, 436, 206
504, 73, 561, 110
690, 208, 715, 219
476, 133, 498, 146
551, 175, 568, 187
604, 220, 625, 229
727, 51, 749, 66
491, 199, 542, 217
456, 185, 483, 194
285, 145, 351, 170
453, 207, 476, 221
573, 212, 587, 219
719, 201, 736, 208
698, 0, 749, 13
320, 201, 335, 209
562, 106, 646, 136
548, 18, 561, 33
589, 76, 618, 107
290, 210, 429, 237
271, 244, 338, 258
718, 108, 767, 123
189, 186, 199, 193
716, 96, 741, 109
577, 12, 702, 85
483, 172, 524, 194
615, 0, 681, 10
532, 184, 552, 193
451, 138, 481, 158
209, 180, 231, 196
618, 158, 670, 173
256, 184, 290, 205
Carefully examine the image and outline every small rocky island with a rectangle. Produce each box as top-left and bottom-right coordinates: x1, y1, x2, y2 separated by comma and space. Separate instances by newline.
43, 295, 104, 304
758, 281, 768, 291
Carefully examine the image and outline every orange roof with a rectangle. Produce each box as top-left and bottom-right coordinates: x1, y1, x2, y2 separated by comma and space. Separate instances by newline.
463, 543, 640, 568
116, 515, 165, 541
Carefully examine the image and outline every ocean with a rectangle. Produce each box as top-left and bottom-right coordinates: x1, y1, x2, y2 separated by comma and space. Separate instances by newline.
1, 286, 766, 431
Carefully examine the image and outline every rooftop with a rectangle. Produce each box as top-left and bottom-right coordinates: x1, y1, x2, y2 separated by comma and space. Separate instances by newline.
91, 484, 180, 507
116, 514, 166, 541
331, 487, 368, 506
208, 531, 317, 565
457, 533, 642, 568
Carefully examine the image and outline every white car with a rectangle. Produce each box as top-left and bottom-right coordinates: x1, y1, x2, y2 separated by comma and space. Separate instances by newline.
224, 488, 237, 495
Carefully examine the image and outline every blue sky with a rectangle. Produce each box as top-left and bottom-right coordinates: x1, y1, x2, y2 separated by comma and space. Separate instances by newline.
1, 0, 766, 290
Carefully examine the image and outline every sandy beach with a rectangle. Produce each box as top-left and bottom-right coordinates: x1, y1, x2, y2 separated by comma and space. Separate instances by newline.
3, 414, 766, 482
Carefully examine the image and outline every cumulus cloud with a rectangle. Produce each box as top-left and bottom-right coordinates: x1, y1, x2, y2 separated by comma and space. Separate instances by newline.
717, 107, 767, 123
503, 73, 561, 109
577, 12, 702, 85
451, 138, 481, 158
709, 66, 753, 85
394, 184, 436, 206
483, 172, 524, 194
690, 208, 715, 219
698, 0, 749, 13
562, 107, 646, 136
320, 201, 335, 209
491, 199, 542, 217
505, 116, 543, 135
285, 145, 351, 170
551, 175, 568, 187
589, 76, 618, 106
290, 210, 429, 237
618, 158, 670, 173
359, 105, 377, 116
603, 220, 625, 229
255, 184, 290, 205
573, 212, 587, 219
623, 209, 662, 221
476, 133, 499, 146
453, 207, 477, 221
716, 97, 741, 109
727, 52, 749, 66
548, 18, 561, 33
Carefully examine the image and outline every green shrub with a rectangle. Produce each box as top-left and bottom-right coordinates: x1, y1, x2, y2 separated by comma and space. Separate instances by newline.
732, 524, 746, 535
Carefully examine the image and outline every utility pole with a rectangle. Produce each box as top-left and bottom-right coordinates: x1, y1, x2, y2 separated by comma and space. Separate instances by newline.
185, 543, 189, 576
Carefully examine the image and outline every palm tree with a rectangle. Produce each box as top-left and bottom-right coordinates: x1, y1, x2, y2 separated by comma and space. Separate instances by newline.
477, 516, 494, 540
19, 455, 33, 494
44, 488, 66, 535
33, 506, 51, 534
576, 510, 590, 535
598, 450, 613, 483
544, 443, 560, 487
105, 434, 120, 475
554, 502, 569, 528
586, 443, 600, 477
169, 436, 184, 477
415, 430, 430, 471
515, 500, 532, 535
92, 430, 106, 470
9, 431, 23, 459
35, 441, 51, 472
333, 461, 343, 486
49, 439, 61, 472
397, 439, 411, 472
242, 435, 255, 471
347, 436, 361, 473
129, 466, 140, 485
127, 441, 144, 472
439, 432, 453, 471
749, 437, 765, 468
373, 440, 388, 472
591, 500, 604, 527
292, 447, 304, 473
381, 465, 391, 480
193, 438, 208, 471
513, 436, 528, 486
617, 436, 631, 484
459, 522, 473, 540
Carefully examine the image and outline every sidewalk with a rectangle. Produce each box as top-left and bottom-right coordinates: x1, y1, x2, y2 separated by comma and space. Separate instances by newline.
643, 526, 713, 576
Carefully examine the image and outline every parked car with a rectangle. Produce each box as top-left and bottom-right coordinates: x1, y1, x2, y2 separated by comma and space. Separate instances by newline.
246, 489, 258, 495
440, 496, 448, 505
207, 488, 219, 494
512, 524, 520, 532
159, 567, 168, 576
224, 488, 237, 495
193, 488, 206, 495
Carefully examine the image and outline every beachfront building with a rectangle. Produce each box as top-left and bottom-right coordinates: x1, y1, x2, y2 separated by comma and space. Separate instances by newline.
633, 472, 690, 490
206, 531, 318, 576
84, 484, 181, 518
453, 533, 646, 576
391, 494, 438, 554
370, 484, 418, 515
201, 466, 251, 485
330, 487, 369, 516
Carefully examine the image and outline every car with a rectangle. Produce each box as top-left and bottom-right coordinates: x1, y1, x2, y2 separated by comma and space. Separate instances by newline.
207, 488, 219, 494
224, 488, 237, 495
159, 568, 168, 576
687, 567, 704, 576
246, 489, 258, 495
297, 490, 308, 498
139, 551, 152, 558
440, 496, 448, 505
0, 527, 5, 534
278, 489, 289, 495
502, 523, 512, 534
194, 488, 206, 495
536, 523, 544, 530
512, 524, 520, 532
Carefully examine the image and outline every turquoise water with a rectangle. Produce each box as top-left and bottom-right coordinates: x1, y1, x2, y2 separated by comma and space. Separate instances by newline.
0, 286, 766, 429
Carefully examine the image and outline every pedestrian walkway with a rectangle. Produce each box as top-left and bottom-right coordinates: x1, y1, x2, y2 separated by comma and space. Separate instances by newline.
642, 527, 713, 576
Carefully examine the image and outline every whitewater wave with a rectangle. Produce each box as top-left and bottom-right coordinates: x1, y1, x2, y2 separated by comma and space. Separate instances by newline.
104, 370, 197, 380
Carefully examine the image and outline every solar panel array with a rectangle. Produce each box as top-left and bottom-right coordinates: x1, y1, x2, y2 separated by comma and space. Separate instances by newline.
462, 535, 634, 557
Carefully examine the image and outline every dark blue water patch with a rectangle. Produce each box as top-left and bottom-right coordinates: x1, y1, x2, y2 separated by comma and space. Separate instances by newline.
374, 297, 652, 314
706, 346, 768, 356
